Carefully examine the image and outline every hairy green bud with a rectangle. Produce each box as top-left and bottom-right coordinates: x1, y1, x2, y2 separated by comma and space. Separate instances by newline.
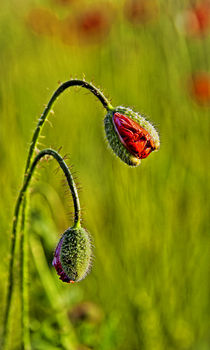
53, 226, 92, 283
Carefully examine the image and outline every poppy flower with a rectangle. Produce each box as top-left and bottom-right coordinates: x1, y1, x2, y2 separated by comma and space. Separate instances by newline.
52, 226, 92, 283
104, 107, 160, 166
75, 6, 112, 43
26, 8, 60, 37
175, 1, 210, 37
113, 113, 157, 159
189, 73, 210, 105
125, 0, 159, 25
195, 1, 210, 34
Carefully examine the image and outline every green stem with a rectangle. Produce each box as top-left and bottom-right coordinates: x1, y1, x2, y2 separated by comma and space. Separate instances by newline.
3, 149, 81, 349
20, 197, 31, 350
30, 235, 78, 350
3, 79, 112, 349
25, 80, 113, 175
27, 149, 81, 227
22, 149, 80, 349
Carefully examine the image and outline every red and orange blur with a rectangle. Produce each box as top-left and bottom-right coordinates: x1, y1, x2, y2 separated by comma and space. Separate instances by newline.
189, 73, 210, 105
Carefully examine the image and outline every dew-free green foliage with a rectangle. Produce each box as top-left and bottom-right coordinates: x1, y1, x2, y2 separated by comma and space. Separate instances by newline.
0, 0, 210, 349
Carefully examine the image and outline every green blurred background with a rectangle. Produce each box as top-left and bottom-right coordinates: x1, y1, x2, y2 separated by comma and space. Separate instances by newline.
0, 0, 210, 349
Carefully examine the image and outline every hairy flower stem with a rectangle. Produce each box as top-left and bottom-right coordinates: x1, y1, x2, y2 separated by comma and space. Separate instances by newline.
19, 198, 30, 350
21, 149, 80, 349
3, 79, 111, 350
27, 149, 81, 227
4, 149, 80, 350
25, 80, 113, 175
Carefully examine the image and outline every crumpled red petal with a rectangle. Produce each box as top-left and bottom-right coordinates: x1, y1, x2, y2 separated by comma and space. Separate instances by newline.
113, 112, 155, 159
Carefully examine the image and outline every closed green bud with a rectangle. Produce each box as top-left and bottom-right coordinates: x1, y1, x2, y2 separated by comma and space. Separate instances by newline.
52, 226, 92, 283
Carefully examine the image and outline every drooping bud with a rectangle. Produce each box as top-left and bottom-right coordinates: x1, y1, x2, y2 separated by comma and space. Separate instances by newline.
104, 106, 160, 166
52, 226, 92, 283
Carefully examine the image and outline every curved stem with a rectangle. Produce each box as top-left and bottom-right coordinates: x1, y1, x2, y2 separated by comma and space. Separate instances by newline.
3, 149, 80, 349
20, 148, 81, 230
3, 79, 112, 348
30, 149, 81, 226
25, 80, 113, 175
20, 149, 80, 350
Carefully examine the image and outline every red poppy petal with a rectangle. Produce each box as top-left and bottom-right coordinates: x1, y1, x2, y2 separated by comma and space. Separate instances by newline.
114, 113, 142, 134
127, 139, 147, 157
113, 112, 155, 159
140, 146, 153, 158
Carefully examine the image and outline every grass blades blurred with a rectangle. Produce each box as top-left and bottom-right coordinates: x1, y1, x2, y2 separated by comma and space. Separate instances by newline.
0, 0, 210, 349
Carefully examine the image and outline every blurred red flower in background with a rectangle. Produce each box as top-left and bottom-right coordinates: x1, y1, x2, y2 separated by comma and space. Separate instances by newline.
61, 4, 113, 45
26, 3, 114, 46
75, 6, 113, 43
176, 1, 210, 37
26, 8, 60, 37
189, 73, 210, 105
125, 0, 159, 25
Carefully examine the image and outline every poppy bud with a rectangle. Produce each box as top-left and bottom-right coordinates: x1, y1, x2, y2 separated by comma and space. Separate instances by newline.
52, 226, 92, 283
104, 107, 160, 166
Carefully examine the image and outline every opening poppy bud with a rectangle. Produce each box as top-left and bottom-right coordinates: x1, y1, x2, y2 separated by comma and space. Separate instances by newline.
104, 107, 160, 166
52, 226, 92, 283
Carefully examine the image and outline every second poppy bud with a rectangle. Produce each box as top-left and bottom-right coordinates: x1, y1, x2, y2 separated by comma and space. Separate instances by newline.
52, 226, 92, 283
